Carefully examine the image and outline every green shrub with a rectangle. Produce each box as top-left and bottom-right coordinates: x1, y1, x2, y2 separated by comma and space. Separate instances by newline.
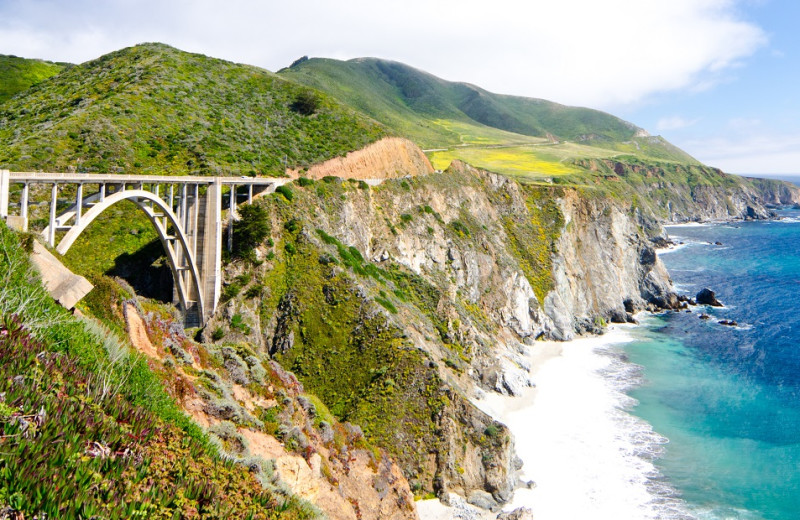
315, 228, 338, 245
297, 177, 314, 187
375, 297, 398, 314
276, 185, 294, 202
289, 89, 321, 115
230, 314, 251, 334
284, 219, 302, 234
449, 220, 471, 238
222, 283, 242, 301
212, 327, 225, 341
245, 284, 264, 299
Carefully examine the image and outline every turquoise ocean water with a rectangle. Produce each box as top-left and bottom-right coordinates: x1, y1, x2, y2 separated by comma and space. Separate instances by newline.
624, 209, 800, 519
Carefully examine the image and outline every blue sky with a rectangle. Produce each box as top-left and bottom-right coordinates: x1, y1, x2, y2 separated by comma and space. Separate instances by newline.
0, 0, 797, 175
617, 1, 800, 174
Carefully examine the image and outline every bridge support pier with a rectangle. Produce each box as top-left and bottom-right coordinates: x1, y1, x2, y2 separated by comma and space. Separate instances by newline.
0, 170, 9, 220
198, 180, 223, 323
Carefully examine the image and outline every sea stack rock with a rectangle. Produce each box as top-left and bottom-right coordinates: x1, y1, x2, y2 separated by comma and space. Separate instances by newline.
696, 288, 723, 307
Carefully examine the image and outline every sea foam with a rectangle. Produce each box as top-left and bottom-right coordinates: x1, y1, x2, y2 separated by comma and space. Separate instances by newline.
474, 327, 693, 520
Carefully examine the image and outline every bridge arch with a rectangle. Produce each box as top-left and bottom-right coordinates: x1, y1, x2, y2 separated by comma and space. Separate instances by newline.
56, 189, 205, 320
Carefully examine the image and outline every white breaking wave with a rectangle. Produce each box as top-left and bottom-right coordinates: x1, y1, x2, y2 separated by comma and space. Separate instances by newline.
474, 327, 695, 520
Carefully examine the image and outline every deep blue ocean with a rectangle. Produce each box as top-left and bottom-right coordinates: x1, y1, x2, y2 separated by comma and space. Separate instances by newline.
625, 209, 800, 520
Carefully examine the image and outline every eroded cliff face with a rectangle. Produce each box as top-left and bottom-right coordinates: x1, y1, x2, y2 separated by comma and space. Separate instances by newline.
287, 137, 434, 180
546, 190, 677, 340
119, 296, 417, 520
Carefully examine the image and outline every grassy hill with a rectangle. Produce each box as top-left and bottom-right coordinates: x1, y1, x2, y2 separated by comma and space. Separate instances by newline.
0, 44, 387, 176
0, 222, 320, 519
279, 57, 699, 180
0, 54, 68, 104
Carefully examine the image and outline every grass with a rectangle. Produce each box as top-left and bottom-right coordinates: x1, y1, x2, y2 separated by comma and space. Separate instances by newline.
61, 199, 160, 276
0, 221, 319, 518
429, 145, 583, 178
0, 54, 68, 104
279, 55, 710, 190
0, 43, 386, 175
428, 118, 547, 147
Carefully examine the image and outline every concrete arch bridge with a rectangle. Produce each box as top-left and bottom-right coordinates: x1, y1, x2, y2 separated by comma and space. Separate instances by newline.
0, 170, 287, 325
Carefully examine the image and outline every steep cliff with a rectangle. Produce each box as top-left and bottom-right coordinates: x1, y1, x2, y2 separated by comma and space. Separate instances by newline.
207, 157, 683, 513
573, 158, 800, 223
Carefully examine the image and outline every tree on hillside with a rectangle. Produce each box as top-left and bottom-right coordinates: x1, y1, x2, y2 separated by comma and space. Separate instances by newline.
232, 203, 270, 258
290, 90, 321, 115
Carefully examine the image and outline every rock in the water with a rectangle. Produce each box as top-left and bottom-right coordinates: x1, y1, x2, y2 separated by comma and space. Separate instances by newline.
699, 313, 711, 320
696, 288, 723, 307
651, 236, 673, 249
497, 507, 534, 520
714, 241, 723, 246
718, 319, 738, 327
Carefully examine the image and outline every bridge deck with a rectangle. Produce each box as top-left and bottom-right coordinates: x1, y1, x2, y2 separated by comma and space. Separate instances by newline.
8, 172, 286, 186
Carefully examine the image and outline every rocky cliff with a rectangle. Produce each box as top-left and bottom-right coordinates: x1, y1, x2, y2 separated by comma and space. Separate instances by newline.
205, 156, 689, 515
573, 158, 800, 224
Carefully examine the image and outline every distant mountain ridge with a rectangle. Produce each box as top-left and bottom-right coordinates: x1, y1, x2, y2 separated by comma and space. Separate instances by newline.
279, 56, 697, 165
0, 54, 69, 104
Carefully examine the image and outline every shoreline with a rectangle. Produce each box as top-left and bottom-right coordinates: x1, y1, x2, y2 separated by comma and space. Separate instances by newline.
417, 324, 679, 520
416, 339, 565, 520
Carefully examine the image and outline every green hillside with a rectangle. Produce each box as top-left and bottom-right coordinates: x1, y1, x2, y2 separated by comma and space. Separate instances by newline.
280, 57, 699, 179
0, 54, 67, 104
0, 44, 387, 176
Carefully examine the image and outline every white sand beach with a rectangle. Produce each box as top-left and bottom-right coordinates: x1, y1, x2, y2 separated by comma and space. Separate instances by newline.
418, 325, 675, 520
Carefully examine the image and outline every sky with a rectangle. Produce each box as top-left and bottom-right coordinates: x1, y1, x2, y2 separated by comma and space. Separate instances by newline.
1, 0, 798, 174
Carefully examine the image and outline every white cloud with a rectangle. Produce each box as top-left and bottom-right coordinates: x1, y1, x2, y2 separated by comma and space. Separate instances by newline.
688, 133, 800, 174
0, 0, 766, 110
657, 116, 701, 131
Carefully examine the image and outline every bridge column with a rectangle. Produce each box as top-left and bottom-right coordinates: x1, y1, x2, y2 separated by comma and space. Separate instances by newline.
20, 183, 29, 231
197, 178, 222, 322
0, 170, 9, 220
48, 183, 58, 247
75, 183, 83, 227
192, 184, 200, 254
228, 185, 236, 252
